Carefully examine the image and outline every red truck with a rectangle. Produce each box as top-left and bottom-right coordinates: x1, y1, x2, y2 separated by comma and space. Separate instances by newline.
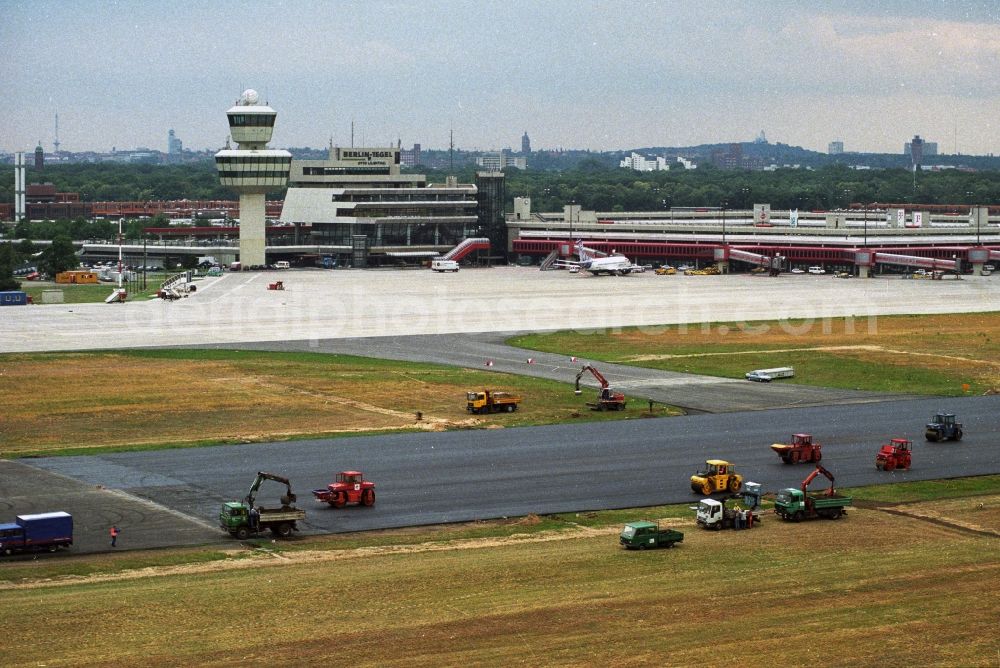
313, 471, 376, 508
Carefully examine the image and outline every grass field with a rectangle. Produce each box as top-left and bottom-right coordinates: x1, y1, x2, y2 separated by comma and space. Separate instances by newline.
19, 275, 173, 303
1, 477, 997, 667
510, 312, 1000, 396
0, 349, 680, 457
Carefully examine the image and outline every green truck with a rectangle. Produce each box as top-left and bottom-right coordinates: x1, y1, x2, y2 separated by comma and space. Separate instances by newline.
220, 472, 306, 540
774, 465, 852, 521
619, 521, 684, 549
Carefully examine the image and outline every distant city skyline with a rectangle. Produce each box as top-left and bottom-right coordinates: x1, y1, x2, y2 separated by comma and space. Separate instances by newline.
2, 1, 999, 156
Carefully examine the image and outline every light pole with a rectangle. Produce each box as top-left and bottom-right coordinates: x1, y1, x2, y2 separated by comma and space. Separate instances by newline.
863, 203, 867, 247
842, 189, 851, 238
741, 187, 750, 223
721, 200, 728, 245
569, 199, 575, 242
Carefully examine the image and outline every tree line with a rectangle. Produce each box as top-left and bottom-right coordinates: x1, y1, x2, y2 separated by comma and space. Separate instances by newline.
0, 237, 79, 290
486, 163, 1000, 214
3, 162, 999, 212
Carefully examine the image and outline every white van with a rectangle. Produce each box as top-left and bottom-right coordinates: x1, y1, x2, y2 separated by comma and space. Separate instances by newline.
274, 261, 290, 270
431, 259, 459, 273
745, 366, 795, 382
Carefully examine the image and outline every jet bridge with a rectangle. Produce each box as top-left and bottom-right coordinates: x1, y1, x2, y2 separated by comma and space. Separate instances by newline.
718, 247, 786, 275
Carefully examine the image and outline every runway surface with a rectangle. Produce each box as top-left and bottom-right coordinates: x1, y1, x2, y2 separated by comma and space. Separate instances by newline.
20, 395, 998, 554
2, 267, 999, 353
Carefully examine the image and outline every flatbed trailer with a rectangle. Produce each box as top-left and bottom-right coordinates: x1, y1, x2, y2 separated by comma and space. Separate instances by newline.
220, 503, 305, 539
774, 490, 852, 521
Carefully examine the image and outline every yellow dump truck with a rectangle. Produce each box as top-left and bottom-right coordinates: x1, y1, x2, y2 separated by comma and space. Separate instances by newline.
467, 389, 522, 414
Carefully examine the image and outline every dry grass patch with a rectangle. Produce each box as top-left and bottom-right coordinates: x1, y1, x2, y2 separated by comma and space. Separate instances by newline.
0, 507, 997, 666
0, 355, 410, 452
888, 493, 1000, 534
0, 350, 669, 456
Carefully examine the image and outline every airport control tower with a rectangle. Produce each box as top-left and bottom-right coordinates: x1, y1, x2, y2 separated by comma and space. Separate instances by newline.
215, 89, 291, 268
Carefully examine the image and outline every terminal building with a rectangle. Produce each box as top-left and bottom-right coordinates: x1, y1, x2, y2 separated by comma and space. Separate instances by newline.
278, 145, 485, 266
507, 198, 1000, 276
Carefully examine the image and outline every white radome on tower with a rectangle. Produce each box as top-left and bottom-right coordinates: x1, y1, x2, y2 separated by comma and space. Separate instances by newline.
240, 89, 260, 106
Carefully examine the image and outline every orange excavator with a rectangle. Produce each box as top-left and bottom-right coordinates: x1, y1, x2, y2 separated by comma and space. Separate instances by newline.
574, 365, 626, 411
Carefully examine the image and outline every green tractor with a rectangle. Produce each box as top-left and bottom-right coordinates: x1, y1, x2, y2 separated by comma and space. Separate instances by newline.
925, 413, 963, 442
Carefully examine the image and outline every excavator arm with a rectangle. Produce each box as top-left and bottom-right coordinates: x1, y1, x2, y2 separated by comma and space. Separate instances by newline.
245, 471, 297, 508
801, 464, 836, 497
575, 365, 610, 394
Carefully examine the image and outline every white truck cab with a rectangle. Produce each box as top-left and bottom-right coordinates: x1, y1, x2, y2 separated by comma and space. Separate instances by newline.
431, 259, 459, 272
274, 261, 290, 270
696, 499, 724, 528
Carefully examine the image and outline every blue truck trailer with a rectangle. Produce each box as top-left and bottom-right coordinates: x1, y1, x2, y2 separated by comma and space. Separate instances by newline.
0, 512, 74, 555
0, 290, 28, 306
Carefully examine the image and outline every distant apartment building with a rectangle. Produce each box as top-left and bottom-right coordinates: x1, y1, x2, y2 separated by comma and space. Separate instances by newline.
907, 135, 925, 168
475, 150, 526, 170
904, 137, 937, 157
521, 131, 531, 154
476, 155, 501, 171
108, 147, 160, 164
34, 143, 44, 169
399, 142, 422, 167
620, 152, 670, 171
710, 144, 763, 171
828, 141, 844, 155
168, 129, 183, 155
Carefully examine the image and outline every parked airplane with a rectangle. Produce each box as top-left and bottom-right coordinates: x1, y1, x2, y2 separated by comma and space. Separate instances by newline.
556, 241, 640, 276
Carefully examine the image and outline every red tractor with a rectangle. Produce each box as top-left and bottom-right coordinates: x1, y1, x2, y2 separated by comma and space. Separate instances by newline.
312, 471, 376, 508
770, 433, 823, 464
875, 439, 912, 471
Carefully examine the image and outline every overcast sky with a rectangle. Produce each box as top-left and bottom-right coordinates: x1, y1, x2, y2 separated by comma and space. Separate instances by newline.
2, 1, 999, 155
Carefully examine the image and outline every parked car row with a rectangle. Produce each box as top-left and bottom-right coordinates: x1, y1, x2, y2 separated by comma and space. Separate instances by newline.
83, 262, 163, 272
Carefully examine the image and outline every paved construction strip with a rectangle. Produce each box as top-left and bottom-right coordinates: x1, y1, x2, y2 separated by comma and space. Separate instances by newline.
20, 394, 1000, 555
200, 331, 913, 413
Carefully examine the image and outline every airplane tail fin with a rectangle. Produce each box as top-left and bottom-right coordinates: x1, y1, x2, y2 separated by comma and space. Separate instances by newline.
575, 241, 591, 261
